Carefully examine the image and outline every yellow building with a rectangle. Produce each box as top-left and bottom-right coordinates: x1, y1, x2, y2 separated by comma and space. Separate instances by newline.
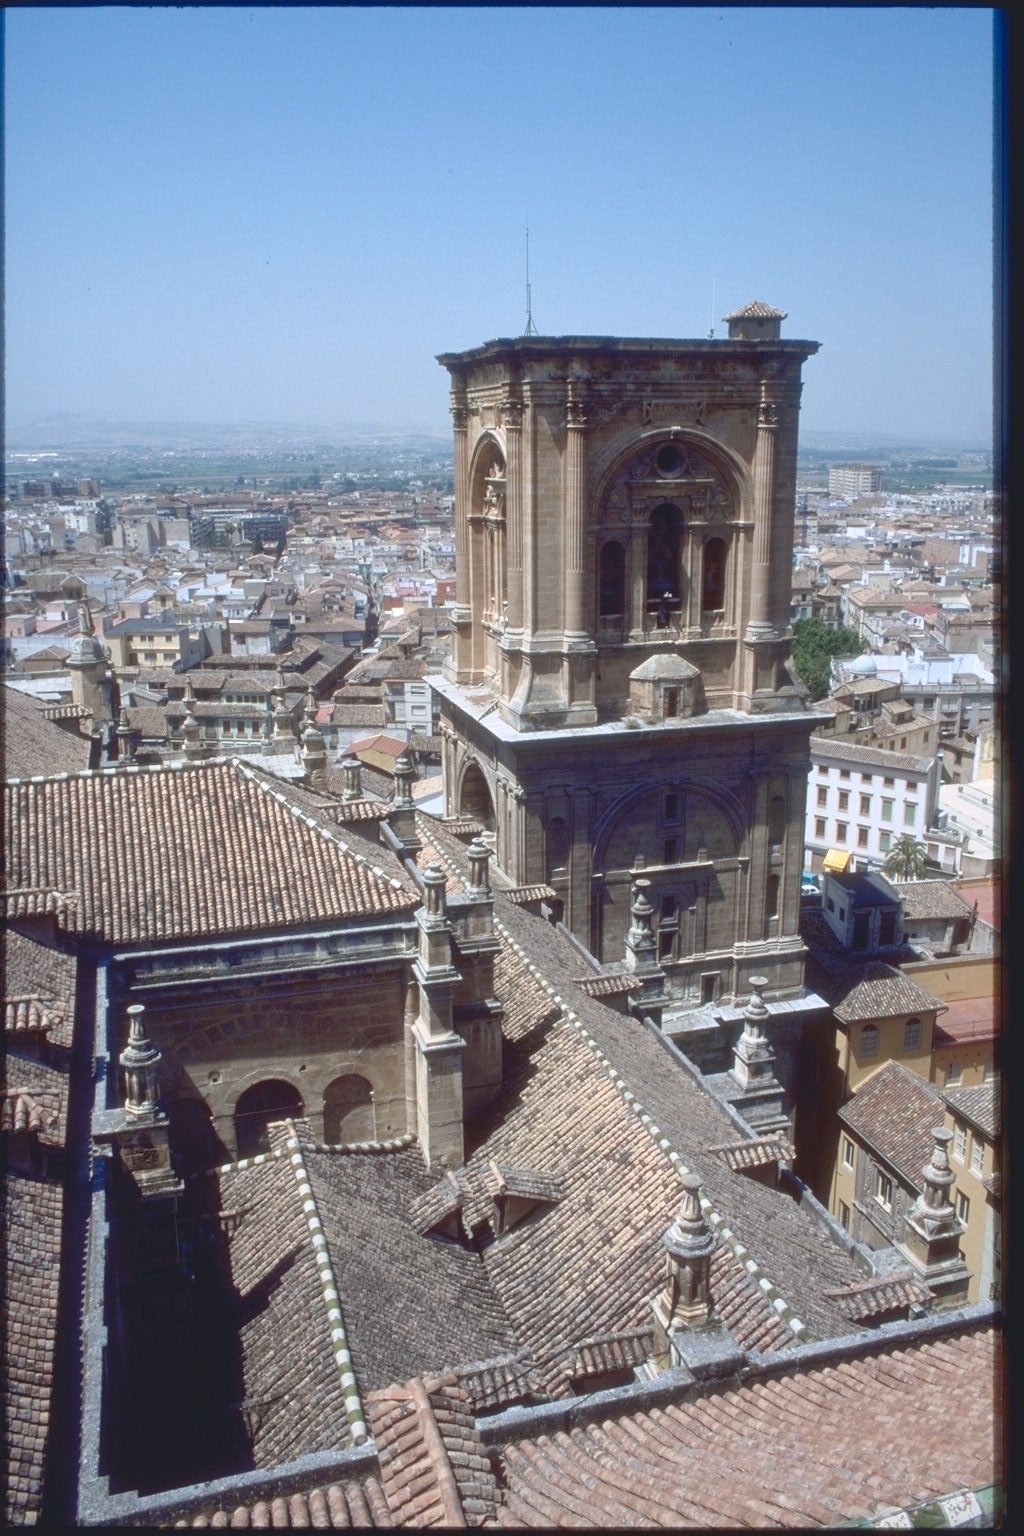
943, 1076, 1001, 1302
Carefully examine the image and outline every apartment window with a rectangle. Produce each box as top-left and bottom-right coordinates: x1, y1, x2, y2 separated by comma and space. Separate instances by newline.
841, 1136, 855, 1170
879, 831, 892, 853
881, 799, 894, 822
953, 1123, 967, 1163
883, 776, 895, 788
878, 910, 897, 946
970, 1138, 984, 1177
817, 786, 828, 808
860, 1024, 879, 1059
836, 822, 848, 843
857, 826, 870, 849
946, 1059, 963, 1086
956, 1189, 970, 1224
903, 1018, 922, 1051
860, 794, 871, 815
839, 769, 851, 780
904, 802, 917, 827
815, 817, 826, 838
875, 1169, 893, 1211
838, 790, 849, 812
899, 736, 907, 750
860, 773, 873, 783
838, 1200, 851, 1231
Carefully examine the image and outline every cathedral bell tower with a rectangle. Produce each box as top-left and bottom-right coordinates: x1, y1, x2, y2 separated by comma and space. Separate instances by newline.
433, 307, 820, 1010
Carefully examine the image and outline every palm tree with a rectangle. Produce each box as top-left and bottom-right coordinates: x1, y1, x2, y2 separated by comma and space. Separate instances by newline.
882, 833, 929, 881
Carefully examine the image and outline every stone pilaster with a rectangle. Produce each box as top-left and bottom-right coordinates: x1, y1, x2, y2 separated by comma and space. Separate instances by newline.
504, 393, 524, 633
412, 865, 465, 1170
563, 381, 588, 640
746, 386, 779, 640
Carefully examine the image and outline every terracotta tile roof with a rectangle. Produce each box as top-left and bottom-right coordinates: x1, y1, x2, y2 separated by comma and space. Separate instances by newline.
893, 880, 974, 921
3, 758, 418, 945
705, 1133, 796, 1172
572, 972, 635, 998
504, 884, 558, 906
170, 1478, 395, 1528
451, 1354, 541, 1414
298, 1147, 518, 1394
811, 737, 932, 774
943, 1076, 1000, 1141
2, 927, 72, 1524
832, 961, 946, 1024
933, 994, 997, 1046
822, 1271, 933, 1323
366, 1374, 500, 1527
3, 929, 77, 1048
194, 1149, 363, 1468
839, 1060, 945, 1186
420, 817, 865, 1343
724, 299, 787, 319
492, 1324, 1001, 1529
3, 684, 94, 776
1, 1174, 64, 1525
565, 1327, 653, 1382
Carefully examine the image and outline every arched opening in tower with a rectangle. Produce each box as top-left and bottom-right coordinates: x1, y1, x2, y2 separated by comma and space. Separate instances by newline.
234, 1079, 304, 1158
459, 761, 495, 830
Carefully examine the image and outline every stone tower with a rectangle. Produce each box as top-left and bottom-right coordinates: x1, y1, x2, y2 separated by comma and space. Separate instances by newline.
433, 306, 820, 1008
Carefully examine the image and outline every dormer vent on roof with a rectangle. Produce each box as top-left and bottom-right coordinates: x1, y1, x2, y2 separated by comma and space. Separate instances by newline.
484, 1161, 566, 1237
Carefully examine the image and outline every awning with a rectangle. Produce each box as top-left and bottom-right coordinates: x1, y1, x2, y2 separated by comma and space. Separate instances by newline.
822, 847, 852, 873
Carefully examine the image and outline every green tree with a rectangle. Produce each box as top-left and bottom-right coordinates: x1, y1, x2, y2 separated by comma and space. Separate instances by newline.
791, 618, 864, 701
882, 834, 929, 881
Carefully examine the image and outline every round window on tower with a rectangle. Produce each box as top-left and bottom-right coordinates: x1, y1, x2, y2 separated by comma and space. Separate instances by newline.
655, 442, 683, 477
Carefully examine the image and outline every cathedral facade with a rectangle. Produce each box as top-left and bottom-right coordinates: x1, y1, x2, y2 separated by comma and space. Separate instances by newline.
433, 304, 821, 1005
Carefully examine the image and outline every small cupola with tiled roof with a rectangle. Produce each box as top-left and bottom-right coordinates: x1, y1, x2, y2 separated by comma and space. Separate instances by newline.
628, 653, 702, 722
723, 300, 787, 340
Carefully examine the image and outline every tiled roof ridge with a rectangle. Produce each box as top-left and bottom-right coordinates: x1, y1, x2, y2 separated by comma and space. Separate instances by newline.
296, 1130, 418, 1156
281, 1127, 369, 1446
231, 757, 413, 897
414, 822, 810, 1343
198, 1132, 369, 1445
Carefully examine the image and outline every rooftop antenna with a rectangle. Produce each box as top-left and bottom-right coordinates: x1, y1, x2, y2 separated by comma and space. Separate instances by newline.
523, 226, 539, 336
708, 276, 716, 340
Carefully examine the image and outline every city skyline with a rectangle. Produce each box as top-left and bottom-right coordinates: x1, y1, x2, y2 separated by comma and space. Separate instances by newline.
5, 6, 999, 442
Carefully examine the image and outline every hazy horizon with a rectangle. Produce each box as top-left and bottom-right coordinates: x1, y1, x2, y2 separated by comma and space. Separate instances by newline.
6, 8, 999, 445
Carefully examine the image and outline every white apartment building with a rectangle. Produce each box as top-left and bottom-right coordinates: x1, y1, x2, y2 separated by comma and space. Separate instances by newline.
828, 464, 882, 497
805, 737, 941, 875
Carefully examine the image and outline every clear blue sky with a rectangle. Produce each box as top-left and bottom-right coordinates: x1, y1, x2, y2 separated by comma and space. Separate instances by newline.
4, 6, 997, 442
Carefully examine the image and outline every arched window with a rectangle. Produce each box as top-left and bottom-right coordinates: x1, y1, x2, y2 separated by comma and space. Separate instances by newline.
546, 816, 570, 878
323, 1075, 375, 1143
702, 537, 727, 613
768, 794, 787, 849
234, 1079, 304, 1158
765, 874, 780, 930
647, 503, 683, 615
598, 541, 625, 617
460, 762, 495, 830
